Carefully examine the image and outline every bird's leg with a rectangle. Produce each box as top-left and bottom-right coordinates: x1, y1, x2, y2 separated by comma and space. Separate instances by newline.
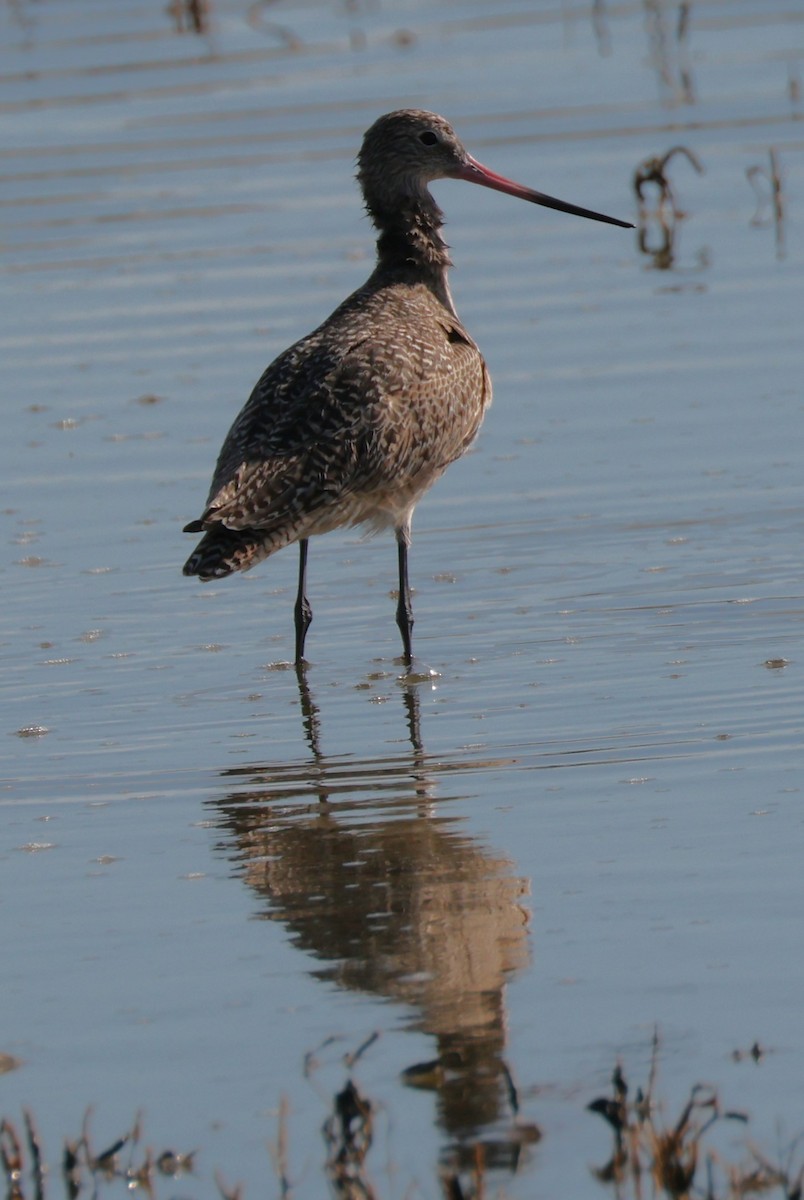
395, 524, 414, 665
294, 538, 312, 664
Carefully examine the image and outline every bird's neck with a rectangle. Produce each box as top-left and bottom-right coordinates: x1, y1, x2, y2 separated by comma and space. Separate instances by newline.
369, 195, 457, 315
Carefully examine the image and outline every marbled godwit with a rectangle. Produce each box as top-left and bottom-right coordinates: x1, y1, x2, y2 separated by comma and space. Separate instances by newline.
183, 110, 632, 664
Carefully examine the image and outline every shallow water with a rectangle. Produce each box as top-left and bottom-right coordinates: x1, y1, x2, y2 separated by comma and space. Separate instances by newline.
2, 1, 804, 1195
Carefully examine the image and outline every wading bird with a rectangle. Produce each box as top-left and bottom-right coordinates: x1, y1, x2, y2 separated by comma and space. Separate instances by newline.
183, 110, 632, 664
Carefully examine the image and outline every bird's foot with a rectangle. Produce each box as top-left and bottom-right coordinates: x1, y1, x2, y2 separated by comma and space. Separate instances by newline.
395, 656, 441, 685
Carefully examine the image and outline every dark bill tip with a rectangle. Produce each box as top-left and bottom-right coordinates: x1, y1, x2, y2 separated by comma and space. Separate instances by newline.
458, 156, 634, 230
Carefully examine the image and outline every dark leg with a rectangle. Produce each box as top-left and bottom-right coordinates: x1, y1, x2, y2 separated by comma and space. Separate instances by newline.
395, 527, 414, 664
294, 539, 312, 664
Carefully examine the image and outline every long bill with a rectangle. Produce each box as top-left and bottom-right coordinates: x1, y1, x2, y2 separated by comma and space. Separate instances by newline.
457, 154, 634, 229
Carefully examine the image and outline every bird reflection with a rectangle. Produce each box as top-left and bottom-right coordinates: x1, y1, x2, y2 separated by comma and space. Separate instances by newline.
210, 667, 534, 1173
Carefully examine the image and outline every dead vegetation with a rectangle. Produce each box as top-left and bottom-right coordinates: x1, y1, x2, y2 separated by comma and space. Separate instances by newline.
746, 147, 785, 260
166, 0, 210, 35
0, 1108, 195, 1200
632, 145, 705, 270
2, 1034, 803, 1200
633, 146, 704, 220
588, 1031, 803, 1200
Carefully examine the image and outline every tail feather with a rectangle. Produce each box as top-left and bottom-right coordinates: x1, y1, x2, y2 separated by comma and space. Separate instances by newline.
183, 526, 271, 580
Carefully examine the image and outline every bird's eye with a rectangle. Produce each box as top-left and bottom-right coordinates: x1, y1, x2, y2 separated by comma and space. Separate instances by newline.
418, 130, 439, 146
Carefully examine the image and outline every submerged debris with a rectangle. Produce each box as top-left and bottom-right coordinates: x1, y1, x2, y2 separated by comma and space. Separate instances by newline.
730, 1041, 767, 1064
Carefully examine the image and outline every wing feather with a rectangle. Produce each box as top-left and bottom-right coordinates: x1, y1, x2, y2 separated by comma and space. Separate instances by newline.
187, 283, 489, 538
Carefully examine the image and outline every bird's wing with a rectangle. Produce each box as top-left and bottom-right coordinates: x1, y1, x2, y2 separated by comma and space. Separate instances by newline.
188, 306, 487, 534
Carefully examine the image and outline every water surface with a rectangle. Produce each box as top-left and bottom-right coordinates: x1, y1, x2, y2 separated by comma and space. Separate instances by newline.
2, 1, 803, 1195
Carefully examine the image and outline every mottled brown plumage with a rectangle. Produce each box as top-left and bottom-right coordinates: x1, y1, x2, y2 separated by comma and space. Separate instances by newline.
183, 110, 631, 663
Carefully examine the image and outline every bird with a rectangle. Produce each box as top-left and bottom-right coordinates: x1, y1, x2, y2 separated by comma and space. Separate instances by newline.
183, 109, 632, 665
